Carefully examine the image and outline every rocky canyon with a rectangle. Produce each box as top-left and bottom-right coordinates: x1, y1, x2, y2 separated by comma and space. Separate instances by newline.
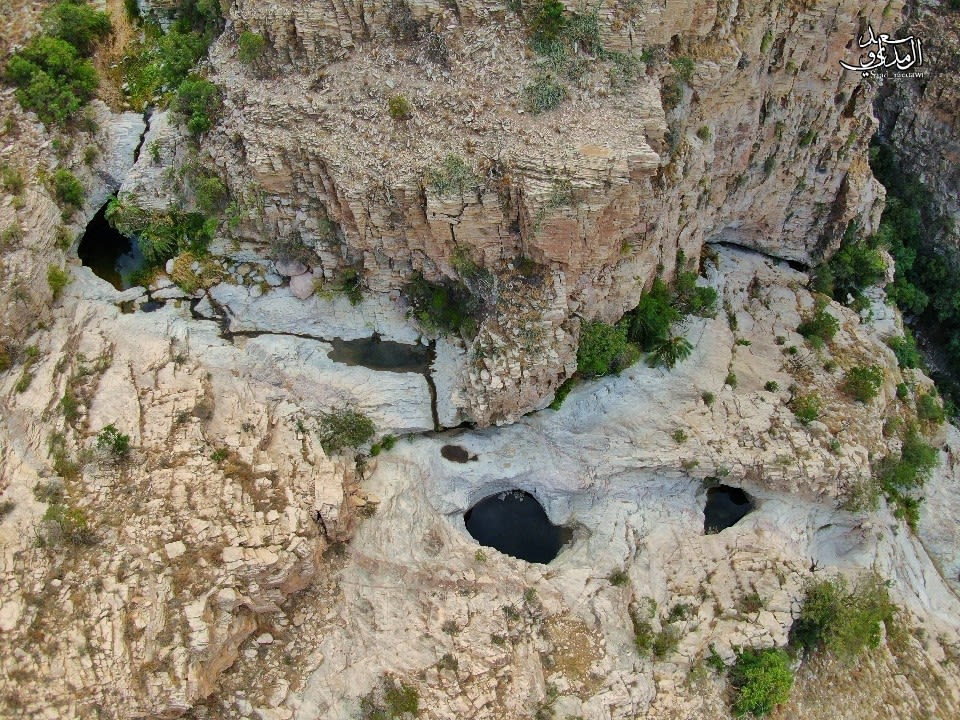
0, 1, 959, 719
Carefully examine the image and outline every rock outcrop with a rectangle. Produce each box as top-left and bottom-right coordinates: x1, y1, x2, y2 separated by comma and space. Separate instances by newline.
116, 0, 896, 423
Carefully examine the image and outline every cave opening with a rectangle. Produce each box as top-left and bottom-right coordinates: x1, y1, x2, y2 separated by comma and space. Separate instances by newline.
464, 490, 572, 564
77, 200, 146, 290
703, 484, 755, 533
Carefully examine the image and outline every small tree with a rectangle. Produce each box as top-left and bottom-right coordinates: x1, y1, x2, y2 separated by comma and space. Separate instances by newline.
96, 424, 130, 458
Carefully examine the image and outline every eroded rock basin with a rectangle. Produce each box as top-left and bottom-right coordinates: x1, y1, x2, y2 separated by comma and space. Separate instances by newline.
77, 200, 146, 290
464, 489, 572, 564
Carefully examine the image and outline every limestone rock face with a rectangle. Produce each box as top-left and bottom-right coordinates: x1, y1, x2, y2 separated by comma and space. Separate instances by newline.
131, 0, 894, 422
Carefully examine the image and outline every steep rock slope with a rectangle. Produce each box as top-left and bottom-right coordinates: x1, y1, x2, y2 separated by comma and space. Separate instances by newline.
121, 0, 893, 423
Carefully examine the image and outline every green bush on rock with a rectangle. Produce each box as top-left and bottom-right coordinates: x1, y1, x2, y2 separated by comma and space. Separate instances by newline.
730, 647, 794, 717
317, 409, 375, 455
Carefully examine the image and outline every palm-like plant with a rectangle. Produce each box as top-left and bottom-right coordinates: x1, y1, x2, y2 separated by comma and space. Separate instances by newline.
649, 334, 692, 369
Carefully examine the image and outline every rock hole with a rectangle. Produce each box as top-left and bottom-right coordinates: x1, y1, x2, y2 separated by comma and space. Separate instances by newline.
704, 484, 754, 533
441, 445, 475, 463
464, 490, 571, 564
77, 200, 146, 290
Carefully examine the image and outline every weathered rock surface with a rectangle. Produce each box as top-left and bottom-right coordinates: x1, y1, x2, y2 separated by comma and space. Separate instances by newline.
113, 0, 897, 422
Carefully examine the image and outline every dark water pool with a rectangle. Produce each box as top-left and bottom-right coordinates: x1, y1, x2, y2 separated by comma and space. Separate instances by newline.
77, 201, 146, 290
464, 490, 571, 564
441, 445, 475, 463
326, 335, 432, 374
704, 484, 754, 533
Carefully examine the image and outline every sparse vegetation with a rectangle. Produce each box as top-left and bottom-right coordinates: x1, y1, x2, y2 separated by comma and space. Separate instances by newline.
360, 678, 420, 719
403, 272, 483, 338
791, 573, 896, 664
238, 31, 266, 64
388, 94, 412, 120
317, 409, 376, 455
523, 74, 567, 114
841, 364, 884, 403
38, 503, 96, 547
427, 154, 479, 196
790, 392, 821, 424
47, 265, 71, 299
52, 169, 85, 210
796, 300, 839, 347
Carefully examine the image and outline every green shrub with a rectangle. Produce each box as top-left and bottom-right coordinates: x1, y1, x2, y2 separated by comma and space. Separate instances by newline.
626, 279, 678, 350
52, 168, 85, 210
5, 36, 99, 125
696, 125, 711, 141
173, 75, 221, 137
577, 320, 635, 377
730, 647, 794, 717
529, 0, 567, 48
96, 424, 130, 457
631, 613, 654, 657
40, 503, 96, 547
107, 196, 216, 264
210, 447, 228, 463
47, 264, 71, 299
791, 573, 895, 664
887, 331, 922, 369
549, 377, 578, 410
360, 679, 419, 719
124, 0, 140, 21
725, 371, 738, 388
317, 409, 375, 455
608, 569, 629, 586
916, 392, 945, 425
403, 272, 482, 338
790, 392, 821, 424
797, 302, 839, 346
764, 380, 779, 392
1, 163, 24, 194
237, 30, 266, 64
670, 56, 695, 83
672, 270, 717, 316
44, 1, 112, 56
332, 267, 365, 305
842, 364, 884, 402
652, 626, 681, 658
193, 173, 227, 214
523, 74, 567, 114
702, 391, 715, 406
427, 154, 479, 195
877, 425, 938, 529
387, 94, 412, 120
816, 222, 887, 302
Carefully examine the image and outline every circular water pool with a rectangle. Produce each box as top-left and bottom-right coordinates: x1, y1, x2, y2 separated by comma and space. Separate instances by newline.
464, 490, 571, 564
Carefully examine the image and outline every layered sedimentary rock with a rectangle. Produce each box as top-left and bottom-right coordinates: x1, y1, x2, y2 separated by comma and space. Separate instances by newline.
148, 0, 896, 422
